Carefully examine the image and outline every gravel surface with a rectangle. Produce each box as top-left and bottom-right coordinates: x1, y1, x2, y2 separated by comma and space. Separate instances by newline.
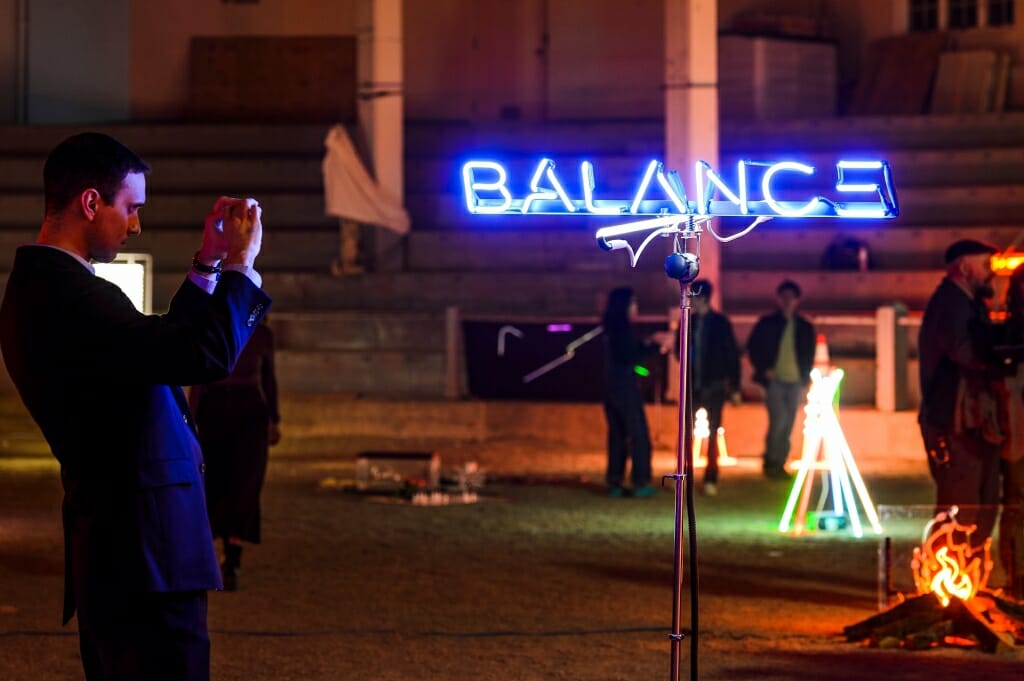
1, 438, 1022, 680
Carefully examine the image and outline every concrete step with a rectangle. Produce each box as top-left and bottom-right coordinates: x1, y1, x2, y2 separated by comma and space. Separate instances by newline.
720, 113, 1024, 152
272, 396, 924, 449
136, 268, 944, 315
405, 224, 1024, 273
0, 124, 331, 156
276, 348, 444, 397
0, 299, 912, 403
723, 269, 942, 311
269, 311, 446, 351
0, 191, 333, 230
0, 157, 323, 193
0, 393, 926, 460
408, 146, 1024, 196
406, 114, 1024, 158
143, 269, 663, 315
0, 228, 340, 272
405, 120, 664, 157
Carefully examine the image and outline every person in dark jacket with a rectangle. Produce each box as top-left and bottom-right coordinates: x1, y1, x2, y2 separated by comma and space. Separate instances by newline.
919, 238, 1001, 549
602, 287, 672, 497
190, 318, 281, 591
746, 279, 816, 479
997, 263, 1024, 599
688, 280, 741, 496
0, 132, 269, 681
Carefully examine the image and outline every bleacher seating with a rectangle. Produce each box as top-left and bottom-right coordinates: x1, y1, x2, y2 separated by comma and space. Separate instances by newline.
1, 114, 1023, 401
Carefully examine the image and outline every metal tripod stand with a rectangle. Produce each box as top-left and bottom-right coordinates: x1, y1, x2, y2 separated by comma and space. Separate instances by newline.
662, 223, 702, 681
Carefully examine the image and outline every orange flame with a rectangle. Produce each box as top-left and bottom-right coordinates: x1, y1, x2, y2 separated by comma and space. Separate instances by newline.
992, 251, 1024, 276
911, 507, 992, 606
929, 547, 974, 606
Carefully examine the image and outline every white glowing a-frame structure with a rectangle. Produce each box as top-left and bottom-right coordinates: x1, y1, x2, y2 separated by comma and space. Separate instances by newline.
778, 368, 883, 538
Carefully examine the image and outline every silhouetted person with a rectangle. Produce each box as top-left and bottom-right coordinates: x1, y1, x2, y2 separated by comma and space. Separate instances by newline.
602, 287, 672, 497
0, 132, 269, 681
190, 318, 281, 591
919, 239, 1001, 549
687, 280, 741, 496
747, 280, 815, 479
997, 262, 1024, 597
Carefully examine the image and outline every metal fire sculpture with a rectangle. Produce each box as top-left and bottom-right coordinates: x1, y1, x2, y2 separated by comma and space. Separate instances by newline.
911, 506, 993, 607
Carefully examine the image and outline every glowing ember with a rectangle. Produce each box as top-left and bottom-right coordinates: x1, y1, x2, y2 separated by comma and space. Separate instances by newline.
911, 507, 993, 607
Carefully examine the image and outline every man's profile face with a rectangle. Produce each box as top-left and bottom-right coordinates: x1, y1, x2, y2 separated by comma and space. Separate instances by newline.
959, 253, 994, 295
87, 172, 145, 262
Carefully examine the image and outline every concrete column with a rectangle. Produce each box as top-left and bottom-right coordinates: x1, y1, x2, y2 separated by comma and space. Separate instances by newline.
444, 306, 465, 399
357, 0, 405, 271
664, 0, 720, 307
875, 304, 908, 412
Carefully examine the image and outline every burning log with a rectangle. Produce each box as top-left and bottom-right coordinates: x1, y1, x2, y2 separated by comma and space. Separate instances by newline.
843, 593, 944, 642
849, 506, 1024, 652
845, 591, 1024, 653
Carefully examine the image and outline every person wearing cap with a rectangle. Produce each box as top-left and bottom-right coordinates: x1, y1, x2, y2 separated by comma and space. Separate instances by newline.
747, 279, 816, 479
918, 238, 1002, 548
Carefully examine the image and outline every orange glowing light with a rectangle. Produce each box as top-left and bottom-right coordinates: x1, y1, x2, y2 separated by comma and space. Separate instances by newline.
992, 251, 1024, 276
911, 507, 993, 607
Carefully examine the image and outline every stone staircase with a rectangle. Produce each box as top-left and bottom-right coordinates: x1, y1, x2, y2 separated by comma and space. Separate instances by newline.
0, 116, 1022, 403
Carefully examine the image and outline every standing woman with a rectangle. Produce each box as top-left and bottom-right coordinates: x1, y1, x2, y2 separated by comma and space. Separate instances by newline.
602, 287, 671, 497
190, 318, 281, 590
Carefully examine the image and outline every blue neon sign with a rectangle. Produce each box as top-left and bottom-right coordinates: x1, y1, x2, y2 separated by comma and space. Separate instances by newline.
461, 157, 898, 220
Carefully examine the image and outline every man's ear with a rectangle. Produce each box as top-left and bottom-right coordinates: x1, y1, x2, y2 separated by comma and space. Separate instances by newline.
79, 189, 101, 220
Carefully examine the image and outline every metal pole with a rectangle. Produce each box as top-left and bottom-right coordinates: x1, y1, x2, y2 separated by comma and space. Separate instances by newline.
664, 230, 700, 681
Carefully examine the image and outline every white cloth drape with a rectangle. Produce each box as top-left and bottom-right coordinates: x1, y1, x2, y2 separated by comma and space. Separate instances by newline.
321, 125, 410, 234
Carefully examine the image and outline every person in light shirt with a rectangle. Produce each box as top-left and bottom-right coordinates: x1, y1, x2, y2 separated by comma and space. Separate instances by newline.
746, 280, 816, 479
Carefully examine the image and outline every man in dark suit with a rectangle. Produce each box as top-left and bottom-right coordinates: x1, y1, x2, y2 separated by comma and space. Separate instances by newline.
0, 132, 271, 680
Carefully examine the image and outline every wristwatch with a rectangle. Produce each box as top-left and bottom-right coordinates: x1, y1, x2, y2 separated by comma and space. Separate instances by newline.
192, 251, 223, 275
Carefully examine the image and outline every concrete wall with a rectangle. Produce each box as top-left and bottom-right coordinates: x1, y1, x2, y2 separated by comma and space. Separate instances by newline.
26, 0, 131, 123
5, 1, 1022, 124
404, 0, 546, 121
0, 0, 945, 124
130, 0, 357, 120
0, 0, 15, 123
546, 0, 662, 120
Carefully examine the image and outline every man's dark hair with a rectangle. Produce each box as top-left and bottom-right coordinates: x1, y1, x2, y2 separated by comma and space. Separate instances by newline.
602, 286, 634, 333
776, 279, 801, 298
692, 279, 713, 299
43, 133, 150, 216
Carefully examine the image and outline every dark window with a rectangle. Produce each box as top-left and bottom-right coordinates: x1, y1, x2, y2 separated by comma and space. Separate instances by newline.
910, 0, 940, 30
949, 0, 979, 28
988, 0, 1015, 25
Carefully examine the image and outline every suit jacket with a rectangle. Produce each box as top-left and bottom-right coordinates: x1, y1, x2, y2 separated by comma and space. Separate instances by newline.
0, 245, 271, 623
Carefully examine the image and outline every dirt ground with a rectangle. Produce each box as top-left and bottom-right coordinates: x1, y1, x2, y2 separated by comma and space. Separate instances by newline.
1, 436, 1023, 681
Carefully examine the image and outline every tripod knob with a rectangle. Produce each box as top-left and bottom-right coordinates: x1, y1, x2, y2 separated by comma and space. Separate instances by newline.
664, 252, 699, 282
